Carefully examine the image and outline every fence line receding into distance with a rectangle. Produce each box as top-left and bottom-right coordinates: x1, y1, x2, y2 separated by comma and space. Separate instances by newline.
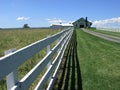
0, 27, 73, 90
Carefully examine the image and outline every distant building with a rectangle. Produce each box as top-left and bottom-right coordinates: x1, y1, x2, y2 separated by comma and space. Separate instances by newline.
50, 23, 73, 30
72, 17, 92, 28
50, 24, 62, 30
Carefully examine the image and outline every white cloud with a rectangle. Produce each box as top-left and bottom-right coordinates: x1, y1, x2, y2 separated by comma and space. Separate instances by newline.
17, 16, 30, 21
92, 17, 120, 28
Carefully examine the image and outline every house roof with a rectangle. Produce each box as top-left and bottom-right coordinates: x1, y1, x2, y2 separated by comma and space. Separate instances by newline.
73, 17, 92, 24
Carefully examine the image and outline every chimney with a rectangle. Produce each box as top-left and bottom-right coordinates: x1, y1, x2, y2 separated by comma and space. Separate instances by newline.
85, 17, 88, 28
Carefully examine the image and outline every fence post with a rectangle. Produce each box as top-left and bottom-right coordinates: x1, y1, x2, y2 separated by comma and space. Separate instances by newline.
57, 37, 61, 53
47, 35, 51, 68
4, 48, 18, 90
46, 35, 52, 86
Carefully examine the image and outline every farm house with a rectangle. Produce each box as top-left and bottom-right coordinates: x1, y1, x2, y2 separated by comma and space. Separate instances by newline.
73, 17, 92, 28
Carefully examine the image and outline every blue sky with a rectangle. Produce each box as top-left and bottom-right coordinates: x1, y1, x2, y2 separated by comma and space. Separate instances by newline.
0, 0, 120, 28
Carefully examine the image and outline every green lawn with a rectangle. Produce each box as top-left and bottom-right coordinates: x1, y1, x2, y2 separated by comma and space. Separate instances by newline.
76, 29, 120, 90
0, 28, 60, 90
89, 28, 120, 37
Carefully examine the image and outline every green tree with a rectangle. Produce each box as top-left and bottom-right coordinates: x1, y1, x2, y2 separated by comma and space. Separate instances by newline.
23, 24, 30, 28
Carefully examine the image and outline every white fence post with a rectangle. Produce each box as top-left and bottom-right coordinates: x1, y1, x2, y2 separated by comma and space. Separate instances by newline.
57, 37, 61, 53
47, 35, 51, 68
46, 35, 52, 85
4, 48, 18, 90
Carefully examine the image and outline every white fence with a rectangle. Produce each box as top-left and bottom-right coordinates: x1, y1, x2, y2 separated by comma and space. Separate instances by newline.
0, 27, 73, 90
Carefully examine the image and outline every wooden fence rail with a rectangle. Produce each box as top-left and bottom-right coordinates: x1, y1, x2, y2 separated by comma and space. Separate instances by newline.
0, 27, 73, 90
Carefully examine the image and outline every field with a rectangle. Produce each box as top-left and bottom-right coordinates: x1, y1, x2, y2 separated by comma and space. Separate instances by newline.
0, 28, 60, 57
0, 28, 60, 90
76, 29, 120, 90
0, 28, 120, 90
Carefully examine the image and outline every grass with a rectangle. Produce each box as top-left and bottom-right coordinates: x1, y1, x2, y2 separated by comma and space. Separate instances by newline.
89, 28, 120, 37
0, 29, 59, 57
1, 28, 120, 90
53, 30, 82, 90
0, 28, 60, 90
76, 28, 120, 90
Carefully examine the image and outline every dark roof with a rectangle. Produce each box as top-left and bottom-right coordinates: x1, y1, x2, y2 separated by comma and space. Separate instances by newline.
73, 17, 92, 24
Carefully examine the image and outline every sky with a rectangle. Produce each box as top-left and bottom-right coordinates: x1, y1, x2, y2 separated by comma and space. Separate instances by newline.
0, 0, 120, 28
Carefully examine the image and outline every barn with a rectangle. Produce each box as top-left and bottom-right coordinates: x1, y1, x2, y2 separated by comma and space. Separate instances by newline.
73, 17, 92, 28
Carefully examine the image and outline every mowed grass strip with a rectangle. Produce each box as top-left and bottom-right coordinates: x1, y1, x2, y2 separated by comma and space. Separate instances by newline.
89, 28, 120, 37
53, 30, 82, 90
0, 28, 60, 90
76, 29, 120, 90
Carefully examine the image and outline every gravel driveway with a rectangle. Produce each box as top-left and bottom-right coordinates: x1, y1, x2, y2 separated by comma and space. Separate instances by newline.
81, 28, 120, 43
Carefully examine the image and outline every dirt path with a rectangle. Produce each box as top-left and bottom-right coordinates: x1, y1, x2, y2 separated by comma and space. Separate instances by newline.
82, 28, 120, 43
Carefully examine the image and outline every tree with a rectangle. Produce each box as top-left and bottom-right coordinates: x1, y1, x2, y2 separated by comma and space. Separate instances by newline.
23, 24, 30, 28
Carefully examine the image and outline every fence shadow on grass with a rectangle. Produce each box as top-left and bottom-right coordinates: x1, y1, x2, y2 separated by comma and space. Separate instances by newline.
54, 30, 82, 90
